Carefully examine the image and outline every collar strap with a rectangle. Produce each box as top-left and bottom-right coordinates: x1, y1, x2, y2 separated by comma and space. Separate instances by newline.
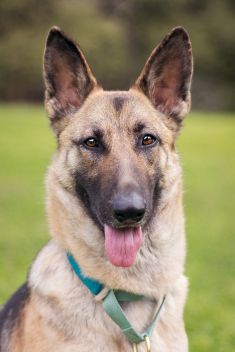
67, 253, 103, 295
67, 253, 166, 346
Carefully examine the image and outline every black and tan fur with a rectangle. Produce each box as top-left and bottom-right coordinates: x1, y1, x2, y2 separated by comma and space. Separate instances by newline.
0, 26, 193, 352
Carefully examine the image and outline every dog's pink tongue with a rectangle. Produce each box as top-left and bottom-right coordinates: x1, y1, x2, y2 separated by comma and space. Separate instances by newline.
104, 225, 143, 267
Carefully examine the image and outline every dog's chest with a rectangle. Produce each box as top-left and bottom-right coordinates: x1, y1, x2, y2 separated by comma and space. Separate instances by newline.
28, 241, 187, 352
34, 288, 163, 352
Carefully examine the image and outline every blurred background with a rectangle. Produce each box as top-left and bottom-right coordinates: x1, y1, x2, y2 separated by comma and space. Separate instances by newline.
0, 1, 234, 351
1, 0, 235, 109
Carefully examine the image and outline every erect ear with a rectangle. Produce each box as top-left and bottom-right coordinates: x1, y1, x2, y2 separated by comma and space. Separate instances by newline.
44, 27, 98, 135
134, 27, 193, 129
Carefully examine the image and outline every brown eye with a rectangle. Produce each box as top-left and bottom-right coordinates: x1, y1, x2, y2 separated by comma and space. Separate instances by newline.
142, 134, 157, 146
84, 137, 99, 148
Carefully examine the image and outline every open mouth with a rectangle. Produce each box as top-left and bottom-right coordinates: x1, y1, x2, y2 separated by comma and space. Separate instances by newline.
104, 224, 143, 268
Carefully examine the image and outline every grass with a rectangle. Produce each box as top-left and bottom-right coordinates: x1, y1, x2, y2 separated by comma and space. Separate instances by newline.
0, 104, 234, 351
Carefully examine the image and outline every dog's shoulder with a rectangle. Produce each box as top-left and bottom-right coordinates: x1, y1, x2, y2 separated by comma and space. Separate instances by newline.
0, 283, 30, 348
0, 283, 30, 330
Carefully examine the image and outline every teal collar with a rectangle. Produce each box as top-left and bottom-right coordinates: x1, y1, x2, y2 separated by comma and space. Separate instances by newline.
67, 253, 166, 349
67, 253, 103, 295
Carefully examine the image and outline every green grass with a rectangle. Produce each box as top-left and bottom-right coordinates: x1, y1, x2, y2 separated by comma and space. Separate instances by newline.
0, 105, 234, 351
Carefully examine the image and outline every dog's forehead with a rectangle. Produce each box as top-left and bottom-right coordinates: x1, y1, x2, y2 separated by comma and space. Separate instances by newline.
65, 89, 172, 144
76, 89, 163, 128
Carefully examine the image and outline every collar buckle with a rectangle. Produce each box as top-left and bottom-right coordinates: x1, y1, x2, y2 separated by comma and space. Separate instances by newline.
132, 335, 151, 352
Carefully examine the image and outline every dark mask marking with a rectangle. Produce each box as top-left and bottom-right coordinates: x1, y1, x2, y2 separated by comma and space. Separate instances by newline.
75, 175, 103, 231
152, 170, 163, 210
133, 122, 146, 134
112, 96, 126, 113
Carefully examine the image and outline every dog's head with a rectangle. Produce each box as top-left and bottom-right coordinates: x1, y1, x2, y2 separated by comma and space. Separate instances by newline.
44, 27, 192, 271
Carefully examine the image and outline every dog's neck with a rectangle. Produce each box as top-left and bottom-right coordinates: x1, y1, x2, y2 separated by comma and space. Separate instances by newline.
46, 169, 186, 299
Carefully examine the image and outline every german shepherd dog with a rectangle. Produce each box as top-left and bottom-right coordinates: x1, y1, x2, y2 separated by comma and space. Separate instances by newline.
0, 26, 193, 351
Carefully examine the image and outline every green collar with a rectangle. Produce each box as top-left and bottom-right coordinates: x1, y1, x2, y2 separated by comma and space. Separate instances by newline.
67, 253, 166, 349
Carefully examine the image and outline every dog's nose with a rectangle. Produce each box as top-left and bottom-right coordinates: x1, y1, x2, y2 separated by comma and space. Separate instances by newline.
112, 192, 146, 224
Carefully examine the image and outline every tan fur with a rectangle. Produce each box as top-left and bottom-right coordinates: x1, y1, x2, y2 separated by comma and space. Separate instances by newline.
1, 26, 193, 351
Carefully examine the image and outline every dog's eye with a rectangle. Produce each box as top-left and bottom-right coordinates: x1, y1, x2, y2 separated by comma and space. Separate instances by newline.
142, 134, 157, 146
84, 137, 99, 148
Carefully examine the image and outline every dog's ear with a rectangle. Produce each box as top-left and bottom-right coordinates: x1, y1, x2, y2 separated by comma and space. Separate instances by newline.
44, 27, 98, 135
134, 27, 193, 129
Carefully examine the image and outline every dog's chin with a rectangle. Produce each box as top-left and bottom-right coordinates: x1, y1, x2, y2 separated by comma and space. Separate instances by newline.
103, 224, 143, 268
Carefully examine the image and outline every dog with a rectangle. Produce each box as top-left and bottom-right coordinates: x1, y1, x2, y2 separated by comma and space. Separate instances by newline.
0, 26, 193, 352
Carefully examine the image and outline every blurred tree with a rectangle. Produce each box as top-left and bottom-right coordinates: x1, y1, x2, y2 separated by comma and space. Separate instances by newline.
97, 0, 235, 110
0, 0, 234, 110
0, 0, 128, 100
0, 0, 57, 100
